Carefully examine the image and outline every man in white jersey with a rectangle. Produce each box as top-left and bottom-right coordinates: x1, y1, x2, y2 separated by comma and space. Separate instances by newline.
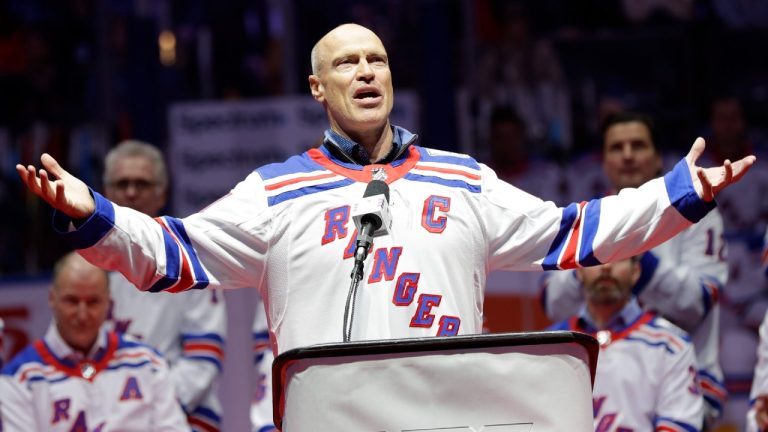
102, 140, 227, 431
250, 295, 275, 432
698, 96, 768, 429
14, 24, 756, 361
550, 256, 703, 431
748, 310, 768, 432
0, 252, 187, 431
542, 111, 728, 426
745, 228, 768, 432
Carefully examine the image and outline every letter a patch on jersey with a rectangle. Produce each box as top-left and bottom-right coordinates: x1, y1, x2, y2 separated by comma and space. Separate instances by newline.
120, 376, 144, 401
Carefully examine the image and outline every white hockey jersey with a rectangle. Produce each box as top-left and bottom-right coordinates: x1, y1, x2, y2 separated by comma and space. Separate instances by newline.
747, 310, 768, 432
542, 208, 728, 420
697, 150, 768, 430
747, 239, 768, 432
107, 272, 226, 431
0, 325, 187, 431
250, 295, 276, 432
550, 303, 704, 431
55, 126, 715, 356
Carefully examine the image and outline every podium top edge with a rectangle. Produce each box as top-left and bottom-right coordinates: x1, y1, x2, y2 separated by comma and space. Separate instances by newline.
271, 331, 599, 430
274, 330, 597, 365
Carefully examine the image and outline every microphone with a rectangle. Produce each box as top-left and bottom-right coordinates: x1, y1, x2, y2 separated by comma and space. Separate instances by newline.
350, 180, 392, 280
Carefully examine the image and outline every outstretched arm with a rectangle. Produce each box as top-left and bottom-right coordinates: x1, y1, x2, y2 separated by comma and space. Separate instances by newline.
18, 152, 271, 293
687, 137, 756, 201
16, 153, 95, 219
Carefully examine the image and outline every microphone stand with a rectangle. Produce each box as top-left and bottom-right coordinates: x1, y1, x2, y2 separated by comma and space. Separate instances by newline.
343, 179, 389, 342
343, 224, 375, 342
343, 269, 363, 343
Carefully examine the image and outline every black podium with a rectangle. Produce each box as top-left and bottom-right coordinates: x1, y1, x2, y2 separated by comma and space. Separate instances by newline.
272, 331, 598, 431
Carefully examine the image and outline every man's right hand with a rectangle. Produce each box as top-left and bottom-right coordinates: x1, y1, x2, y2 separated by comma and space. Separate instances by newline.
16, 153, 96, 220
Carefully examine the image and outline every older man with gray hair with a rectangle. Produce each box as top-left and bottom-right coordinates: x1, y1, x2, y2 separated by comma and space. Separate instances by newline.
102, 140, 227, 432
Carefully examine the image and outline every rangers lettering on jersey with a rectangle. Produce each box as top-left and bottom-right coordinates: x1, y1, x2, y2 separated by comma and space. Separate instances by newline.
368, 247, 403, 283
410, 294, 442, 327
321, 205, 350, 245
320, 195, 461, 336
318, 193, 462, 336
393, 273, 420, 306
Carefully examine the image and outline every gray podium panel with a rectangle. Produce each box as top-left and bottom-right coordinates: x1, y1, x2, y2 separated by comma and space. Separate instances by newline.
273, 331, 598, 432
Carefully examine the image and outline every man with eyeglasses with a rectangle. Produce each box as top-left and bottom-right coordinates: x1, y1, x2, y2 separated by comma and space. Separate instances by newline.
102, 140, 227, 432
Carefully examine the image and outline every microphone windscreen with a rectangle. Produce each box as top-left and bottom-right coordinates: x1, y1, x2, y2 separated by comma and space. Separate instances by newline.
362, 179, 390, 202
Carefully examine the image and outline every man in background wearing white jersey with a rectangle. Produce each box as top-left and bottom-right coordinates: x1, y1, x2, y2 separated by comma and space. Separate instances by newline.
103, 140, 227, 431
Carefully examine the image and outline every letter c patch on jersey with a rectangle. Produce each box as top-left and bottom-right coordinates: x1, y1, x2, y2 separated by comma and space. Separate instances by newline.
421, 196, 451, 233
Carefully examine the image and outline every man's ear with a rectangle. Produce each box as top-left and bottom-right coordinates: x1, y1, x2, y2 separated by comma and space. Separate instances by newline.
308, 75, 324, 102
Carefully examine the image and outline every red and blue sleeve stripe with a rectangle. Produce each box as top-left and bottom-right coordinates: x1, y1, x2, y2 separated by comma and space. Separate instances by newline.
543, 200, 602, 270
188, 404, 222, 432
654, 417, 699, 431
181, 333, 225, 371
252, 330, 270, 365
699, 369, 726, 416
149, 216, 210, 293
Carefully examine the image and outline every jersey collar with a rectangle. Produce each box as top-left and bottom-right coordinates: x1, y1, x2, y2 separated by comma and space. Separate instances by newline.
322, 124, 418, 166
576, 297, 644, 334
43, 322, 110, 362
37, 324, 118, 381
310, 124, 420, 183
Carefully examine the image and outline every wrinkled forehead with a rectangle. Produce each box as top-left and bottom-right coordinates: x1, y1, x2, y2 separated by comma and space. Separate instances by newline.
321, 27, 387, 59
52, 263, 109, 297
52, 282, 110, 302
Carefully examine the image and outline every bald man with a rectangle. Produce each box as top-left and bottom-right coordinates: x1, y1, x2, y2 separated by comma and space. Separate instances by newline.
0, 253, 187, 431
15, 24, 756, 360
